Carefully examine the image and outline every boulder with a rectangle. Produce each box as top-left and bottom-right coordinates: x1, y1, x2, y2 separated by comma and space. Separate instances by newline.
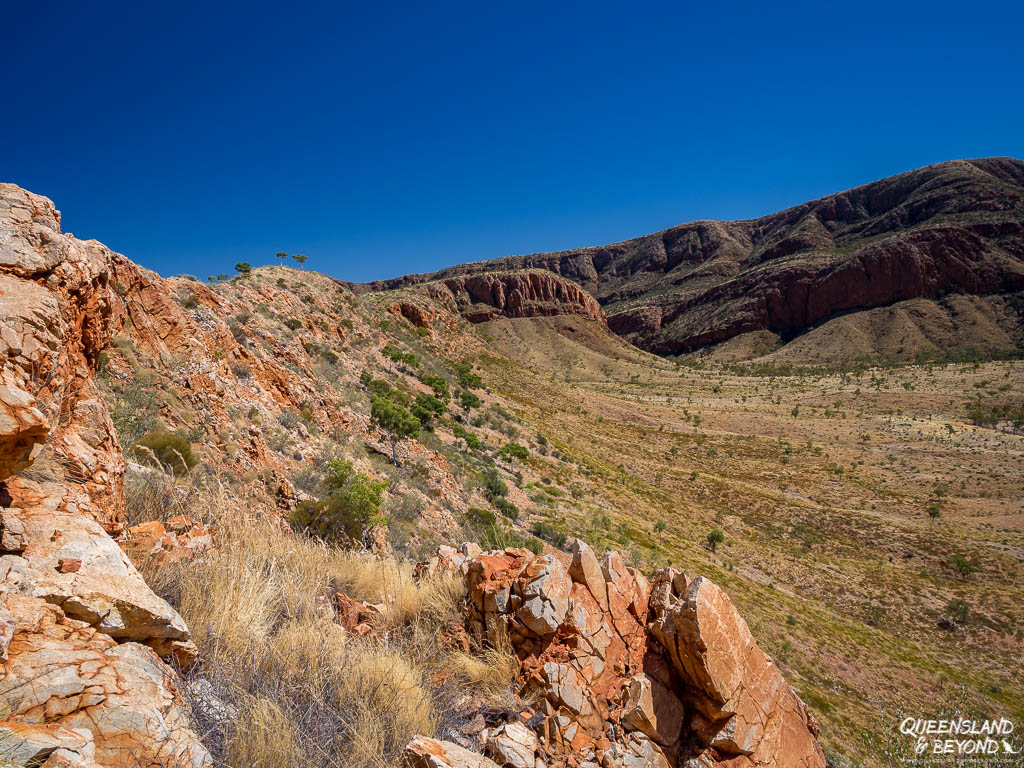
405, 735, 502, 768
117, 515, 213, 569
648, 576, 825, 766
487, 721, 539, 768
0, 593, 211, 768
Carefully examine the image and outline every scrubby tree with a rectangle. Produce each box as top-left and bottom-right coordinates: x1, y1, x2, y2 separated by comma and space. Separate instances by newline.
292, 253, 307, 268
276, 251, 288, 265
419, 374, 450, 401
707, 528, 725, 553
411, 394, 445, 428
927, 503, 942, 523
654, 519, 667, 544
951, 555, 976, 581
234, 262, 252, 276
371, 395, 419, 465
945, 598, 970, 624
455, 363, 482, 389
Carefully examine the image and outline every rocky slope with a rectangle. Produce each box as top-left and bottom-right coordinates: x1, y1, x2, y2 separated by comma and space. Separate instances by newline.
0, 183, 210, 767
0, 185, 825, 766
355, 157, 1024, 358
361, 269, 607, 328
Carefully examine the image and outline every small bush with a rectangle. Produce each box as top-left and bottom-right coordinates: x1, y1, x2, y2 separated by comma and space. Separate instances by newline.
418, 374, 450, 401
454, 364, 482, 389
706, 528, 725, 552
531, 521, 567, 549
465, 507, 496, 527
481, 467, 507, 500
494, 498, 518, 520
290, 460, 387, 545
130, 429, 197, 474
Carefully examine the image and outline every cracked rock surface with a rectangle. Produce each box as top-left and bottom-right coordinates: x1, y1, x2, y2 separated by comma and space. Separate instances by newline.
0, 184, 209, 767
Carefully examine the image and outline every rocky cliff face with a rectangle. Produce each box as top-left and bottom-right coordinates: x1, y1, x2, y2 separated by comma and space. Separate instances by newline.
413, 540, 825, 768
0, 184, 210, 767
355, 157, 1024, 356
372, 270, 607, 328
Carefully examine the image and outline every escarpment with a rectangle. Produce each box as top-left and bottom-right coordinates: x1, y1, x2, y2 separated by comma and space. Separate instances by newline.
0, 183, 210, 767
356, 157, 1024, 357
375, 269, 608, 328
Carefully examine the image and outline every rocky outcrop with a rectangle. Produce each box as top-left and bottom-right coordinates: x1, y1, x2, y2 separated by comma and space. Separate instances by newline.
417, 539, 824, 768
417, 270, 607, 326
0, 184, 210, 767
356, 158, 1024, 357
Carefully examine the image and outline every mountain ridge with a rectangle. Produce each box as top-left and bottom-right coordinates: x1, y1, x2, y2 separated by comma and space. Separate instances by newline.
351, 157, 1024, 358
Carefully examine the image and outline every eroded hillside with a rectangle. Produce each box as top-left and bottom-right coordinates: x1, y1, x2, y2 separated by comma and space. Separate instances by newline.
354, 157, 1024, 363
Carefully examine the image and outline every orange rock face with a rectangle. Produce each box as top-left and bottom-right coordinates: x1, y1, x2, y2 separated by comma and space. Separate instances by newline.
427, 539, 825, 768
0, 184, 210, 767
424, 270, 608, 326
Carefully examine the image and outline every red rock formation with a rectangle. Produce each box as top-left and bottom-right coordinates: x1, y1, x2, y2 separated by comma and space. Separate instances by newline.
415, 539, 825, 768
389, 270, 608, 327
356, 158, 1024, 356
0, 183, 210, 767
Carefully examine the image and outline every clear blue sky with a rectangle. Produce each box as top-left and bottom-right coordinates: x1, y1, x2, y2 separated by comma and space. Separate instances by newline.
4, 2, 1021, 282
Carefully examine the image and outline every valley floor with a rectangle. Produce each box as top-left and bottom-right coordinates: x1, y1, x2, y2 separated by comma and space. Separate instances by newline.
477, 316, 1024, 767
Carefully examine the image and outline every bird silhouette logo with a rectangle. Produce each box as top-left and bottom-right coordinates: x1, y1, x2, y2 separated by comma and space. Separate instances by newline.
1002, 739, 1020, 754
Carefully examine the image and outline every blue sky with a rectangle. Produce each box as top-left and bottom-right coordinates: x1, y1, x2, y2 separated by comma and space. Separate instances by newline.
4, 1, 1022, 282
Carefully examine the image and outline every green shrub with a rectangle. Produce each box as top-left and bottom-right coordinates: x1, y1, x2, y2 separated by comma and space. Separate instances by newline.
500, 442, 529, 462
371, 396, 419, 465
290, 460, 387, 544
530, 521, 567, 550
455, 363, 482, 389
945, 598, 970, 624
130, 429, 197, 475
707, 528, 725, 552
383, 344, 419, 368
411, 394, 446, 428
479, 523, 542, 554
466, 507, 497, 526
418, 374, 450, 401
494, 498, 518, 520
481, 468, 507, 499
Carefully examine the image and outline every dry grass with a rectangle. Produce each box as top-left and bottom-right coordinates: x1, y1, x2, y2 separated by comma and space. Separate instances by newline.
147, 497, 514, 768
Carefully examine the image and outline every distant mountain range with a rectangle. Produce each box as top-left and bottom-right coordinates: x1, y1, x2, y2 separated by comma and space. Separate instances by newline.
354, 157, 1024, 360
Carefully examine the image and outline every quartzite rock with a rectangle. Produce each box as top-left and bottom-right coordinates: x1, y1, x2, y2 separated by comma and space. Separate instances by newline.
426, 538, 825, 768
0, 184, 209, 767
405, 735, 502, 768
